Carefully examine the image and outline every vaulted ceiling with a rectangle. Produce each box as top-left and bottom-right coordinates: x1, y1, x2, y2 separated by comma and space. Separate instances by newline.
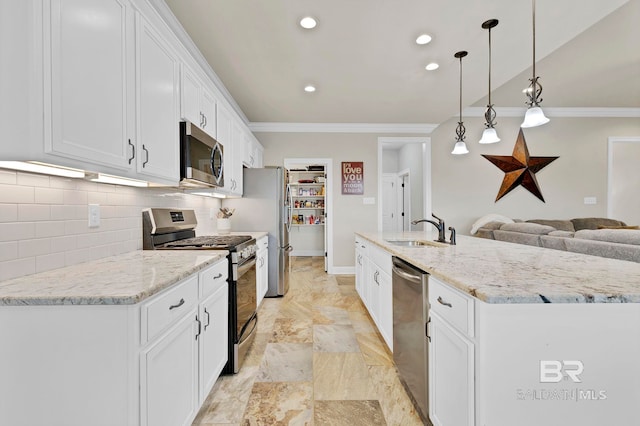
165, 0, 639, 126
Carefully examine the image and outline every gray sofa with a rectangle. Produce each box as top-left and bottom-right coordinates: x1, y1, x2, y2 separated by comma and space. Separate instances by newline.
475, 217, 640, 263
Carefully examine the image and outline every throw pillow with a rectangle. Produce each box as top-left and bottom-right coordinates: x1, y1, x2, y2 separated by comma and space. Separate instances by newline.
597, 225, 640, 230
470, 213, 514, 235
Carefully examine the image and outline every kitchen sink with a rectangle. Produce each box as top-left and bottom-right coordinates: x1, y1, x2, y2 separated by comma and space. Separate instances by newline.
385, 239, 438, 247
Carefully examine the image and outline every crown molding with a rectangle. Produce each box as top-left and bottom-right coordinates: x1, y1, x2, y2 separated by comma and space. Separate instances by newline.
248, 122, 439, 134
464, 107, 640, 118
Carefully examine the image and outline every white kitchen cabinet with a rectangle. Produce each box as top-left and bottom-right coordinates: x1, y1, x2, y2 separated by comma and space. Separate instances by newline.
242, 133, 263, 168
198, 281, 228, 403
141, 309, 199, 426
216, 102, 239, 195
135, 13, 180, 184
40, 1, 180, 185
355, 238, 393, 351
256, 236, 269, 307
46, 0, 136, 171
180, 65, 216, 138
229, 121, 244, 195
428, 277, 475, 426
0, 258, 228, 426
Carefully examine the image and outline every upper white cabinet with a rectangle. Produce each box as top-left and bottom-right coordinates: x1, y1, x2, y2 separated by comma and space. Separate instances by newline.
46, 0, 136, 171
135, 13, 180, 183
180, 65, 216, 138
216, 102, 243, 196
42, 0, 179, 185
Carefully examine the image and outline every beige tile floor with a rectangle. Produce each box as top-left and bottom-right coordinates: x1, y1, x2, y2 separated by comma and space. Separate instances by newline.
192, 256, 424, 426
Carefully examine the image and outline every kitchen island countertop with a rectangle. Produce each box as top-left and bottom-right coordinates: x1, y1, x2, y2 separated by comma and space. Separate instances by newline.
0, 250, 227, 306
357, 231, 640, 303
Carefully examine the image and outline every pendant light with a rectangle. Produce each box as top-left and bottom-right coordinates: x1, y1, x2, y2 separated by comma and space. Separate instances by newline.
451, 50, 469, 155
521, 0, 550, 128
479, 19, 500, 144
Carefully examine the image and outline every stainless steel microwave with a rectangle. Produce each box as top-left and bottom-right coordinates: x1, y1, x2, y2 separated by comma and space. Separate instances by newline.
179, 121, 224, 188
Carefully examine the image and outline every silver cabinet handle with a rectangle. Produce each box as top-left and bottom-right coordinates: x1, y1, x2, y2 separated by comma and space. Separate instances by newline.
426, 317, 431, 342
169, 298, 185, 310
195, 315, 201, 340
128, 139, 135, 164
213, 272, 223, 280
374, 270, 379, 284
203, 114, 207, 128
200, 112, 204, 127
142, 144, 149, 167
437, 296, 452, 308
204, 308, 210, 330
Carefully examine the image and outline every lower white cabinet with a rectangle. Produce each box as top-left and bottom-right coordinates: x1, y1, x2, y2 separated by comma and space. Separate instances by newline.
141, 310, 199, 426
354, 237, 393, 351
198, 281, 229, 403
0, 259, 228, 426
256, 236, 269, 307
428, 276, 475, 426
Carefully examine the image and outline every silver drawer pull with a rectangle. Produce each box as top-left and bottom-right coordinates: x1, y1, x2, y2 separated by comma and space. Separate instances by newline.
213, 273, 223, 280
437, 296, 452, 308
169, 298, 185, 310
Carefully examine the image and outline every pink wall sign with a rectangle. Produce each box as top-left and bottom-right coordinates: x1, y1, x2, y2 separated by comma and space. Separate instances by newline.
341, 162, 364, 195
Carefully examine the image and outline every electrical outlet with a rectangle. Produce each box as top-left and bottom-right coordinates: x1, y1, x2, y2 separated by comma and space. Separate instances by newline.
584, 197, 597, 205
88, 204, 100, 228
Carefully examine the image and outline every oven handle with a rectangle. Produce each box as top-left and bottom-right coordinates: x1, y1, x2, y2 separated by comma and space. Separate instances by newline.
236, 255, 257, 278
238, 312, 258, 343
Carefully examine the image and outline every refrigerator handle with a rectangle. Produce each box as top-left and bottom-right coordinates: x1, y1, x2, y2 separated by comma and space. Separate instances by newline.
286, 183, 293, 232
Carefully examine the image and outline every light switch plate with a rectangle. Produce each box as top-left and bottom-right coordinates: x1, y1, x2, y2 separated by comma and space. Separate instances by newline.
584, 196, 597, 205
88, 204, 100, 228
363, 197, 376, 205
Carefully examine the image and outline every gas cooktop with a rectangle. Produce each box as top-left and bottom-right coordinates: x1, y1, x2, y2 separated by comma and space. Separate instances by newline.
162, 235, 253, 249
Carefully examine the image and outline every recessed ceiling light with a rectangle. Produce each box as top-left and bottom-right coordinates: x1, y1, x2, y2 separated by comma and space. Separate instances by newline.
300, 17, 317, 29
425, 63, 439, 71
416, 34, 432, 45
304, 85, 316, 93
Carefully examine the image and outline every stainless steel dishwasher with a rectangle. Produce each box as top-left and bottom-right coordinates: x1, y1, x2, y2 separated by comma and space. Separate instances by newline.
392, 256, 432, 425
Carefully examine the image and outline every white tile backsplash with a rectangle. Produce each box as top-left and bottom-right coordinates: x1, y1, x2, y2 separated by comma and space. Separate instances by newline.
0, 171, 222, 281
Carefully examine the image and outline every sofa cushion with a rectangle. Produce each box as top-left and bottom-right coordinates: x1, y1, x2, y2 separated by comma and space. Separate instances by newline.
597, 225, 639, 230
540, 235, 569, 251
574, 229, 640, 245
526, 219, 575, 232
548, 230, 575, 238
499, 222, 556, 235
565, 238, 640, 263
494, 230, 542, 246
571, 217, 626, 231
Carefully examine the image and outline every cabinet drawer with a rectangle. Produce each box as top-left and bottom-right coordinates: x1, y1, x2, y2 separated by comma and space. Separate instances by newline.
142, 275, 199, 344
199, 260, 228, 298
429, 277, 474, 337
369, 244, 391, 274
257, 236, 268, 250
355, 236, 368, 256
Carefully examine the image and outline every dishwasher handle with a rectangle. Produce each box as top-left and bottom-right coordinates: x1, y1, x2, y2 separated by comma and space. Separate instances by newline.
392, 264, 424, 284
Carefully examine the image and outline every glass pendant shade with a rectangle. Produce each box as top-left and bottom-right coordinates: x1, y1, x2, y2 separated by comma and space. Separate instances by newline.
479, 127, 500, 144
451, 141, 469, 155
521, 106, 550, 128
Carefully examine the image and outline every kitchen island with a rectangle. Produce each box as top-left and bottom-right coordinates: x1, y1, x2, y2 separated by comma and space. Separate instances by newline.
0, 250, 229, 426
356, 231, 640, 426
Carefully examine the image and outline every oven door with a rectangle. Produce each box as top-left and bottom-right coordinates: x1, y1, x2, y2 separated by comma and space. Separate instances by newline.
236, 255, 257, 341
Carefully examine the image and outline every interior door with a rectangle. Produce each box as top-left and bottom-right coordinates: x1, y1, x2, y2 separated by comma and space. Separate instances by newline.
382, 174, 398, 232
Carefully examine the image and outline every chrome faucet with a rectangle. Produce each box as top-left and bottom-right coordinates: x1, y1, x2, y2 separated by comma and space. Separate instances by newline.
411, 213, 456, 245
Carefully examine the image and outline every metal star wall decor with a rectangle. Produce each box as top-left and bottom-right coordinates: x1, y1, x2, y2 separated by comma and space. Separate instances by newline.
482, 129, 558, 202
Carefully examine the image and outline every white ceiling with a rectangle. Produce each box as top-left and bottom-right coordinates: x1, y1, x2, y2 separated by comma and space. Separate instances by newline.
164, 0, 639, 126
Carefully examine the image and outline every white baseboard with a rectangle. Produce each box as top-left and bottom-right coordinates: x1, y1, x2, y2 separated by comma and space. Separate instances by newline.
329, 266, 355, 275
290, 250, 324, 257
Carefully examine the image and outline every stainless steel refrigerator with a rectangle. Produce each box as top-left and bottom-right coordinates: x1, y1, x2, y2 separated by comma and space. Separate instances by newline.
224, 167, 292, 296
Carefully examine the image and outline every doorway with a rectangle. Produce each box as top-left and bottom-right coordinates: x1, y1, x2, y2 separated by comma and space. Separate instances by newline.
608, 137, 640, 225
284, 158, 332, 272
377, 137, 431, 232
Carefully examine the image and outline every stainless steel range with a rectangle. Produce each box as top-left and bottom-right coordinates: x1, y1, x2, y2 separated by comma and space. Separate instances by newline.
142, 208, 258, 374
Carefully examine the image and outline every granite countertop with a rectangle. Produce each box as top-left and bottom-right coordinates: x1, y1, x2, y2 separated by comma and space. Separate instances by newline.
0, 250, 227, 306
357, 231, 640, 304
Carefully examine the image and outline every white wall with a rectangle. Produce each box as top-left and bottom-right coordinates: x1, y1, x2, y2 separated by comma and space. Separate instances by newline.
431, 116, 640, 235
382, 150, 398, 173
257, 132, 382, 268
0, 169, 221, 281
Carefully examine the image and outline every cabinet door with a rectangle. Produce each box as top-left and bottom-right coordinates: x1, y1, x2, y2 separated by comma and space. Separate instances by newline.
136, 14, 179, 184
215, 102, 233, 192
229, 121, 244, 195
367, 266, 380, 324
47, 0, 135, 170
256, 247, 268, 306
180, 65, 201, 125
200, 87, 217, 138
378, 270, 393, 351
141, 310, 199, 426
429, 312, 474, 426
199, 282, 228, 403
